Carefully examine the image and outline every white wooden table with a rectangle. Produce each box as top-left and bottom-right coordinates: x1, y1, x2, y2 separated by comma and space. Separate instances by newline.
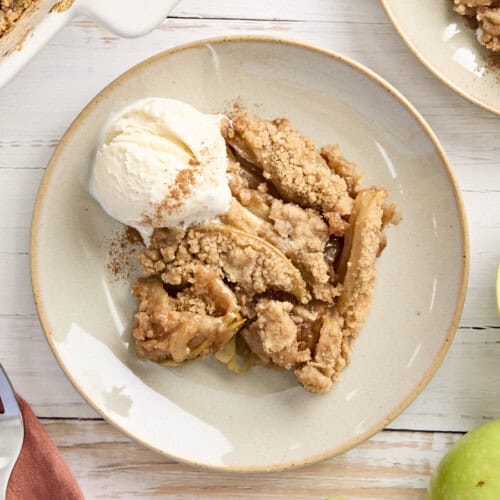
1, 1, 499, 498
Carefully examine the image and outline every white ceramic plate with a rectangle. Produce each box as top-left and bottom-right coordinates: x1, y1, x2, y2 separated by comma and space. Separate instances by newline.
381, 0, 500, 115
31, 36, 469, 471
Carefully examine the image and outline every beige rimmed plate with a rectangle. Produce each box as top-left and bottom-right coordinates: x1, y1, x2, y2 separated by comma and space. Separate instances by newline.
31, 36, 469, 471
381, 0, 500, 115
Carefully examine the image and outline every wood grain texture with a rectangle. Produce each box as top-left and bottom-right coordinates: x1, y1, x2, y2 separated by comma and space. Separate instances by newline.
170, 0, 383, 22
44, 420, 462, 499
0, 0, 499, 495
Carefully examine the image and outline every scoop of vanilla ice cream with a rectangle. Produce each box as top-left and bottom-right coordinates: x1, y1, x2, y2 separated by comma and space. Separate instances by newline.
90, 98, 232, 243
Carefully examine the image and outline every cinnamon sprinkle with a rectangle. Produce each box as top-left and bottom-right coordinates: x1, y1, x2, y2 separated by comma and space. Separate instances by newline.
485, 52, 500, 81
107, 226, 144, 281
141, 155, 204, 226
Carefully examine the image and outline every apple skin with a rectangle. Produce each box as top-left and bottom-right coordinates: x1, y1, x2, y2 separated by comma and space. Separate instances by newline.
428, 419, 500, 499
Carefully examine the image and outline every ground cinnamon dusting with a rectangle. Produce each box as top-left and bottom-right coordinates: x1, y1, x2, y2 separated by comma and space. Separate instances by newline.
125, 226, 142, 244
158, 168, 195, 217
485, 52, 500, 80
107, 227, 144, 281
142, 160, 202, 226
223, 97, 245, 120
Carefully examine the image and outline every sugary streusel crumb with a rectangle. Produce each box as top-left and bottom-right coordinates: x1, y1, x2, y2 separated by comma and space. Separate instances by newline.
453, 0, 500, 52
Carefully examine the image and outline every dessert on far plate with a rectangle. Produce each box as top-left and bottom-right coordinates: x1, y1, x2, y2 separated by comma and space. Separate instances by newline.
0, 0, 73, 39
91, 98, 399, 393
0, 0, 38, 38
452, 0, 500, 52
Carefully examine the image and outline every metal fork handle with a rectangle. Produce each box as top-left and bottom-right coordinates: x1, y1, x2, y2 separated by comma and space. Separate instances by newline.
0, 365, 22, 420
0, 364, 24, 500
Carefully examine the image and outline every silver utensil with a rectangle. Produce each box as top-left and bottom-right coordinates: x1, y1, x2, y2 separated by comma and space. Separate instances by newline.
0, 364, 24, 500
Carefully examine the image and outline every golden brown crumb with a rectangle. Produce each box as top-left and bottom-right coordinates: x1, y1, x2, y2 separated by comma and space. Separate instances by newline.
49, 0, 74, 13
0, 0, 36, 38
130, 112, 397, 393
0, 0, 74, 40
133, 276, 241, 363
324, 211, 350, 237
295, 311, 344, 393
453, 0, 500, 52
242, 300, 310, 370
222, 197, 340, 302
478, 6, 500, 51
160, 225, 310, 304
337, 188, 387, 337
223, 114, 354, 215
320, 144, 363, 197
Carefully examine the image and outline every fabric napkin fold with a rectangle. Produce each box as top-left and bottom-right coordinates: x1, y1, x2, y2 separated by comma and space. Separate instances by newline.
6, 396, 84, 500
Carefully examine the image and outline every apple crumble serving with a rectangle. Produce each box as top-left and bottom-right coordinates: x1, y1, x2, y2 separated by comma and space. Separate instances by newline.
0, 0, 37, 38
452, 0, 500, 52
0, 0, 73, 48
130, 113, 398, 393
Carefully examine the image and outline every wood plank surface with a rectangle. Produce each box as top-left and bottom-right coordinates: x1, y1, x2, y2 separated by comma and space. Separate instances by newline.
171, 0, 384, 22
44, 420, 462, 499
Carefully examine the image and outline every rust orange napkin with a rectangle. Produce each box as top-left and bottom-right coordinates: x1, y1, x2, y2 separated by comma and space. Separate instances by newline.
6, 396, 83, 500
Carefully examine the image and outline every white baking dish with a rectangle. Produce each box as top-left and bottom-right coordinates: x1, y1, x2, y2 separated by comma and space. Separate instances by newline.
0, 0, 179, 88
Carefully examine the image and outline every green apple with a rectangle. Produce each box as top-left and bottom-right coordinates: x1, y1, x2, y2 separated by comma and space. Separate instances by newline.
428, 419, 500, 499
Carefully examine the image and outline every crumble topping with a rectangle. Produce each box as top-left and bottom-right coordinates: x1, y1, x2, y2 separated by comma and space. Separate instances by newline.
223, 114, 354, 215
453, 0, 500, 52
0, 0, 36, 38
0, 0, 74, 39
131, 112, 398, 393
